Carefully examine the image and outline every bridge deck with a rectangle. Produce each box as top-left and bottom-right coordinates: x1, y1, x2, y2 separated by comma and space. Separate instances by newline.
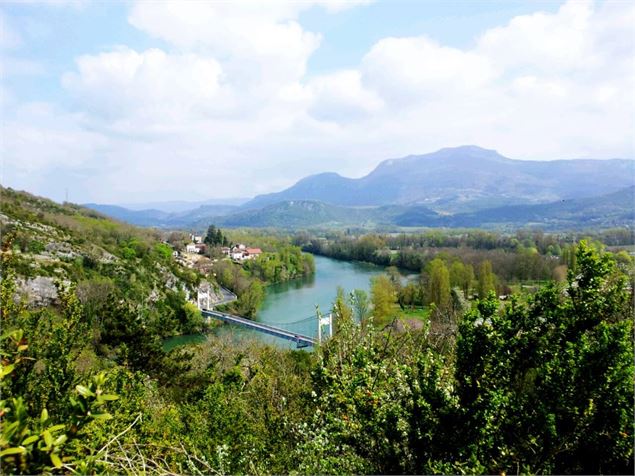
201, 309, 316, 347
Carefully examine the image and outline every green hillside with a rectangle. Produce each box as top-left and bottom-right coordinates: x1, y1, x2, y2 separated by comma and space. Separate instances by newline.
0, 186, 205, 336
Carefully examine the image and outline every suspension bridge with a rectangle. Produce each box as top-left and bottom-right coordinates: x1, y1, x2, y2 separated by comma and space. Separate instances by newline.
198, 287, 332, 348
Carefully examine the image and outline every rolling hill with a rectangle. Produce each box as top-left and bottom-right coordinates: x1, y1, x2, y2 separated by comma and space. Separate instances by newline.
245, 146, 634, 212
84, 203, 240, 227
83, 145, 634, 231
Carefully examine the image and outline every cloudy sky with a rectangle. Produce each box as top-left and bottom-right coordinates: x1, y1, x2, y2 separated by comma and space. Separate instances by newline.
1, 0, 633, 204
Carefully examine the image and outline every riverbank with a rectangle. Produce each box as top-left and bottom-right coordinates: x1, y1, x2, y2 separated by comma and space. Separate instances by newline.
165, 255, 404, 349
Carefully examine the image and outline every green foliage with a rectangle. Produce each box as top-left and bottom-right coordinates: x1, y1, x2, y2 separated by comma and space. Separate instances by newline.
449, 260, 474, 297
153, 242, 173, 260
2, 187, 633, 475
295, 314, 454, 474
476, 259, 496, 298
425, 258, 451, 310
333, 287, 353, 330
234, 280, 265, 317
349, 289, 370, 324
0, 369, 118, 474
454, 241, 634, 474
204, 224, 228, 247
244, 245, 314, 284
370, 274, 396, 322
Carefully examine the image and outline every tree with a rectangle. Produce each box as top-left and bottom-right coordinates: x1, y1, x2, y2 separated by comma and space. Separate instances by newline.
476, 260, 496, 298
204, 225, 217, 246
370, 275, 396, 321
204, 225, 226, 247
349, 289, 370, 324
333, 286, 353, 330
425, 258, 451, 310
399, 282, 420, 310
454, 242, 634, 474
236, 281, 264, 317
449, 260, 473, 298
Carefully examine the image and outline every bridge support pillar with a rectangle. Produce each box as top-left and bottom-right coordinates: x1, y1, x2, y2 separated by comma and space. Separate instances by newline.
317, 313, 333, 344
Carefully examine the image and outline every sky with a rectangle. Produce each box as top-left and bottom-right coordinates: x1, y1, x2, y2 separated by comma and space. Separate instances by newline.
1, 0, 633, 205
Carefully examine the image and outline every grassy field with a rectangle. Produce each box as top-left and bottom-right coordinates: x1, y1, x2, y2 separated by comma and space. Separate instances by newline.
374, 305, 430, 328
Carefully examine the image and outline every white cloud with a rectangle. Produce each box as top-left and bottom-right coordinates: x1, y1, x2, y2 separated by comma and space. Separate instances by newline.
62, 47, 224, 120
476, 0, 595, 73
326, 0, 634, 162
128, 1, 321, 92
2, 102, 107, 183
307, 70, 383, 121
3, 0, 634, 203
361, 36, 496, 105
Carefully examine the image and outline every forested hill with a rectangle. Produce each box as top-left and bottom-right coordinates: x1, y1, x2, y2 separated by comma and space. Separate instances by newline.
0, 186, 205, 336
245, 145, 635, 211
434, 185, 635, 229
83, 146, 634, 230
210, 186, 633, 230
85, 185, 634, 231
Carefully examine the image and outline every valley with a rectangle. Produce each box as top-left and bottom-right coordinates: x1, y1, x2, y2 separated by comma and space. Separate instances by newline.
84, 146, 635, 231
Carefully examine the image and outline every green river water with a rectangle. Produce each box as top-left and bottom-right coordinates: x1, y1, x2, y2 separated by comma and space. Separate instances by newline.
164, 255, 406, 351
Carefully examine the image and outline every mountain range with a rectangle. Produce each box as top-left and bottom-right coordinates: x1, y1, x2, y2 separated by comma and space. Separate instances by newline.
245, 146, 634, 212
84, 146, 634, 231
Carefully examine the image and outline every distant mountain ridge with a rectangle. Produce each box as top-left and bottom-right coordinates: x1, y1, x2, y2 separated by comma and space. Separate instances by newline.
83, 145, 634, 231
214, 186, 634, 230
119, 197, 250, 213
84, 203, 240, 227
245, 146, 635, 212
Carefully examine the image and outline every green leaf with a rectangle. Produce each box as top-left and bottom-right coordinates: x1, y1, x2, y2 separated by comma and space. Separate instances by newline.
100, 394, 118, 401
0, 364, 15, 379
47, 424, 65, 433
76, 385, 95, 398
50, 453, 62, 469
40, 408, 49, 423
90, 413, 112, 420
3, 421, 19, 439
21, 435, 39, 446
42, 430, 53, 448
0, 446, 26, 457
53, 434, 67, 446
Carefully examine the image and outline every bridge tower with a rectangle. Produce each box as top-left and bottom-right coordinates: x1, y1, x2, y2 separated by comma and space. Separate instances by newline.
317, 312, 333, 344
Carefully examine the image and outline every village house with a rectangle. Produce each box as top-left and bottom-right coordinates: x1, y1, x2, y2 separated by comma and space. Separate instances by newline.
230, 244, 263, 261
185, 243, 198, 253
244, 247, 262, 260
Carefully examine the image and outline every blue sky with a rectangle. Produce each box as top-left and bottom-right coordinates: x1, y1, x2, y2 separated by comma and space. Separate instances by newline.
1, 0, 633, 204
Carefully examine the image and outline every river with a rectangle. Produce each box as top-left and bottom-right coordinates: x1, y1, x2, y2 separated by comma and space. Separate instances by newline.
164, 255, 402, 351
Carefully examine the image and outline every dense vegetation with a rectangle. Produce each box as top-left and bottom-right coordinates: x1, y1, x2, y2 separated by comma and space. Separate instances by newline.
0, 187, 205, 337
204, 229, 315, 317
299, 228, 634, 290
1, 188, 633, 474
